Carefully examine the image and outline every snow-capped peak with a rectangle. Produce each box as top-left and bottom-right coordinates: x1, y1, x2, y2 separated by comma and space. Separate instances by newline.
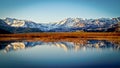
4, 18, 25, 27
4, 18, 43, 28
51, 17, 120, 30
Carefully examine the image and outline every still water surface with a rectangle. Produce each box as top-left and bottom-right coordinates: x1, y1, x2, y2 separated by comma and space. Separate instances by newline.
0, 40, 120, 68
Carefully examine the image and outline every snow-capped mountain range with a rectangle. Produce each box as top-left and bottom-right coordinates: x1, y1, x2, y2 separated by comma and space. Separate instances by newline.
0, 17, 120, 33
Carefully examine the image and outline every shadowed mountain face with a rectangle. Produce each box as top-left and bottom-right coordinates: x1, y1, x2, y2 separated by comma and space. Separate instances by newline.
0, 29, 11, 34
0, 17, 120, 33
0, 19, 12, 34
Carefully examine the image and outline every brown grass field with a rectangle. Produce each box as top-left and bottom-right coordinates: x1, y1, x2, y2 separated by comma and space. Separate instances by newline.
0, 32, 120, 42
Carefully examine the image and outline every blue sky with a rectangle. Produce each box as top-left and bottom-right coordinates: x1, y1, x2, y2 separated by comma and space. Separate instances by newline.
0, 0, 120, 23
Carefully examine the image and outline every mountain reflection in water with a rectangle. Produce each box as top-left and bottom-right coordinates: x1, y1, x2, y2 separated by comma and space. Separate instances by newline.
0, 39, 120, 68
0, 40, 120, 53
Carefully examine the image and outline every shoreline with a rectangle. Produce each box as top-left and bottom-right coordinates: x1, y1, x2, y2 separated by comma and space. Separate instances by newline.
0, 32, 120, 42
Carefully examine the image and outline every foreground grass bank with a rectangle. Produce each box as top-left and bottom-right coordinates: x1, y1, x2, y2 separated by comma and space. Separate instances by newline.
0, 32, 120, 42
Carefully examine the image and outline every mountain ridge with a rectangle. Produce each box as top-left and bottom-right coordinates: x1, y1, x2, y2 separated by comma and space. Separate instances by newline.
0, 17, 120, 33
